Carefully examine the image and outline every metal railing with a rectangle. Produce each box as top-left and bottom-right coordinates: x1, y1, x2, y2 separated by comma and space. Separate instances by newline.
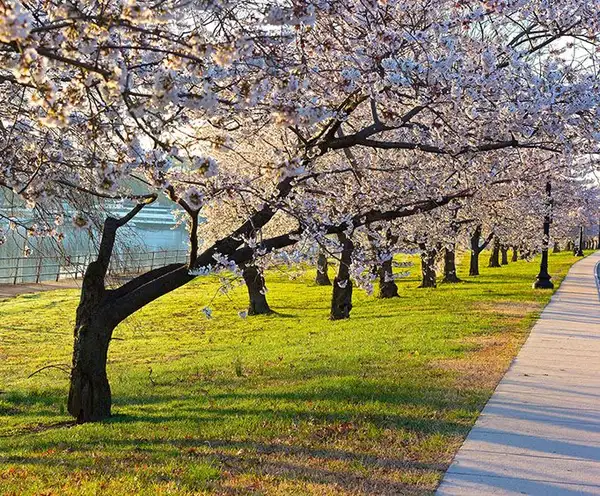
0, 249, 189, 285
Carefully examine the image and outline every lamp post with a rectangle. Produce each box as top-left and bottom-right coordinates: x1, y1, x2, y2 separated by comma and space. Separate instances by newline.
533, 181, 554, 289
575, 225, 585, 257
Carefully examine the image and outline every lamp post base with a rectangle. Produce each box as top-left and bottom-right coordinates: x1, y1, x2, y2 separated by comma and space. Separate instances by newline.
533, 274, 554, 290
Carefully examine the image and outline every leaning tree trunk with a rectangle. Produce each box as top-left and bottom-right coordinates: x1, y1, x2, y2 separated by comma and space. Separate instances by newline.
418, 244, 438, 288
243, 265, 272, 315
330, 232, 354, 320
379, 258, 399, 298
488, 238, 501, 267
315, 250, 332, 286
442, 246, 461, 283
501, 245, 509, 265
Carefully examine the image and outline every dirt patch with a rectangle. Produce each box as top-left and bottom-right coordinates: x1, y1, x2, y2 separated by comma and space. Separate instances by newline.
476, 300, 541, 318
433, 300, 543, 391
433, 334, 524, 391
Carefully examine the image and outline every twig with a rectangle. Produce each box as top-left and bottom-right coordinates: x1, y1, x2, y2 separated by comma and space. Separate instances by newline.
28, 364, 71, 379
148, 367, 156, 386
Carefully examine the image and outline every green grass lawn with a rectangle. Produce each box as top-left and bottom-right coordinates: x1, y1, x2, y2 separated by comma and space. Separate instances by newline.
0, 251, 592, 495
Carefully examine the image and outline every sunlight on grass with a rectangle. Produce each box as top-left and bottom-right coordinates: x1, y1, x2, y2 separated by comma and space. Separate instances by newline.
0, 251, 592, 495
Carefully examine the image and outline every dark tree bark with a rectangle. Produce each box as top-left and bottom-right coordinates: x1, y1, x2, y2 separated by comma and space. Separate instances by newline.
379, 258, 399, 298
552, 241, 560, 253
315, 250, 332, 286
68, 268, 114, 423
242, 265, 272, 315
488, 238, 501, 267
442, 207, 462, 283
512, 246, 518, 262
442, 246, 461, 283
469, 226, 494, 276
470, 226, 482, 276
418, 243, 438, 288
330, 232, 354, 320
188, 212, 200, 266
469, 245, 480, 277
501, 245, 509, 265
68, 179, 300, 422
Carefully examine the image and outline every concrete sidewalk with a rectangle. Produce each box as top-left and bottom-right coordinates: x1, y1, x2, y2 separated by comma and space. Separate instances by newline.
438, 251, 600, 496
0, 275, 135, 300
0, 280, 81, 300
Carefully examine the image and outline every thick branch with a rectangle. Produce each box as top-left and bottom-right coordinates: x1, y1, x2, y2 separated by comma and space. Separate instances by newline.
190, 176, 296, 270
110, 265, 193, 324
479, 231, 496, 253
327, 132, 559, 156
109, 263, 186, 301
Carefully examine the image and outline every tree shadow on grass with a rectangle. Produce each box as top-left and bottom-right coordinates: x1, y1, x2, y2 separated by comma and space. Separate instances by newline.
0, 420, 76, 438
2, 431, 445, 495
0, 390, 64, 418
0, 372, 481, 494
1, 446, 432, 495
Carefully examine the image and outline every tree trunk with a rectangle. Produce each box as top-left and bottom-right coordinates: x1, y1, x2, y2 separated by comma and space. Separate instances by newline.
418, 244, 437, 288
66, 204, 151, 423
243, 265, 272, 315
379, 258, 399, 298
68, 317, 114, 423
330, 233, 354, 320
67, 199, 197, 423
442, 247, 461, 283
469, 227, 482, 276
512, 246, 518, 262
488, 238, 501, 267
469, 250, 479, 276
315, 250, 332, 286
501, 245, 509, 265
68, 259, 115, 423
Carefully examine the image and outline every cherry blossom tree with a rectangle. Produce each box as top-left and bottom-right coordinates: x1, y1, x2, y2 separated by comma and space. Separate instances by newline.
2, 0, 600, 421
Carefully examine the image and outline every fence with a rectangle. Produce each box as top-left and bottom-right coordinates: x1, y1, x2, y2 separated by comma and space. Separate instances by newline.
0, 249, 189, 285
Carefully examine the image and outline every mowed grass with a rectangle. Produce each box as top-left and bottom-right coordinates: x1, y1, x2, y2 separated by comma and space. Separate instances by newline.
0, 251, 592, 495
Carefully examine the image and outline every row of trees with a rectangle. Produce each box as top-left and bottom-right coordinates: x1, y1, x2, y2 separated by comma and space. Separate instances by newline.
235, 183, 598, 321
1, 0, 600, 422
